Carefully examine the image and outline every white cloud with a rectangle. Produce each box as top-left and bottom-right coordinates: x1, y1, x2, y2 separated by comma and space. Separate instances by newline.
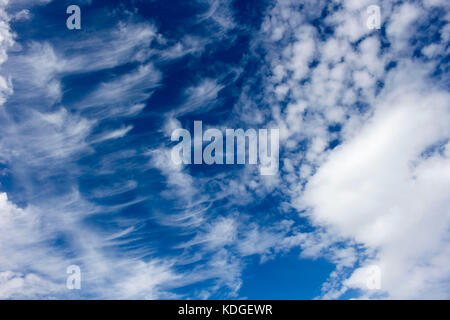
2, 0, 449, 300
184, 216, 238, 250
0, 190, 188, 299
12, 9, 30, 21
253, 0, 450, 299
0, 271, 60, 299
171, 78, 224, 117
0, 0, 14, 104
0, 1, 221, 299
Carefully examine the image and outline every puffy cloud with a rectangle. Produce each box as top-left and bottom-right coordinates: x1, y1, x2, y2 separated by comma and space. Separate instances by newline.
302, 64, 450, 298
0, 271, 60, 299
255, 0, 450, 299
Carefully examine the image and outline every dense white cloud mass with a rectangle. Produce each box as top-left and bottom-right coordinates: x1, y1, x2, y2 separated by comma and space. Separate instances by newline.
303, 70, 450, 298
255, 0, 450, 298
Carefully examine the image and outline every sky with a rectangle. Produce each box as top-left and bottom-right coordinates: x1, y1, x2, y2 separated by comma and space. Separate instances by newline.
0, 0, 449, 299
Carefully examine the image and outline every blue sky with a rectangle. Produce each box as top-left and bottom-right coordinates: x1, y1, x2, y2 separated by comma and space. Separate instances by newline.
0, 0, 449, 299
